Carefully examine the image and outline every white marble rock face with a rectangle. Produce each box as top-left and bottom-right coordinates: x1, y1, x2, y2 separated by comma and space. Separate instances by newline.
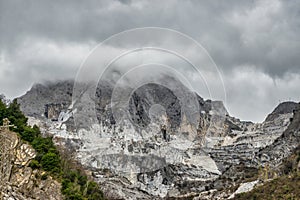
17, 80, 300, 199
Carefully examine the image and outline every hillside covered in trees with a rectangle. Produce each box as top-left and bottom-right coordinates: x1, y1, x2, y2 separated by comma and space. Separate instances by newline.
0, 98, 105, 200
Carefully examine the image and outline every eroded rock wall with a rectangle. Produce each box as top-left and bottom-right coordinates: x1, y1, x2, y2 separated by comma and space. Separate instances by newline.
0, 130, 62, 200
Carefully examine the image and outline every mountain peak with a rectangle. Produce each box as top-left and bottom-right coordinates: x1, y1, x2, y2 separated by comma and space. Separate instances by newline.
265, 101, 299, 122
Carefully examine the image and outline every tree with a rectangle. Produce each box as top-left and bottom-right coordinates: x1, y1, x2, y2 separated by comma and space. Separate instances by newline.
0, 99, 8, 124
6, 99, 27, 131
21, 126, 38, 142
41, 152, 61, 173
29, 160, 41, 169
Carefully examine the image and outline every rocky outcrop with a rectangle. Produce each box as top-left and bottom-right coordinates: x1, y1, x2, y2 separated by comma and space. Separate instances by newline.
18, 81, 73, 119
256, 102, 300, 168
45, 103, 69, 121
0, 129, 62, 200
265, 101, 298, 122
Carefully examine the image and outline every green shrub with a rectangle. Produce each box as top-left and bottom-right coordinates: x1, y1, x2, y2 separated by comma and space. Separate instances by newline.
41, 152, 61, 173
21, 126, 38, 142
32, 137, 56, 155
86, 181, 104, 199
65, 193, 84, 200
78, 175, 87, 187
61, 179, 71, 192
64, 171, 78, 182
29, 160, 40, 169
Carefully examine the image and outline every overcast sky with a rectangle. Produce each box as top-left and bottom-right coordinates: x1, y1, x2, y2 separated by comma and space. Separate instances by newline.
0, 0, 299, 122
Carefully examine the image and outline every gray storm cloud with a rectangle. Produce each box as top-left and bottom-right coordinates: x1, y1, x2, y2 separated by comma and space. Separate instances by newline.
0, 0, 299, 122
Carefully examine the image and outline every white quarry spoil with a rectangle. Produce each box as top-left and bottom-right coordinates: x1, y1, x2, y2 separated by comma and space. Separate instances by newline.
228, 180, 259, 199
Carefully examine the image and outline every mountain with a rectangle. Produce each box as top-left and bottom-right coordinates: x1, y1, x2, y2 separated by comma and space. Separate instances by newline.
16, 79, 300, 199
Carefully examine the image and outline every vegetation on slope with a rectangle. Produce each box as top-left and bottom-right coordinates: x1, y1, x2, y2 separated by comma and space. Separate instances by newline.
0, 99, 105, 200
234, 146, 300, 200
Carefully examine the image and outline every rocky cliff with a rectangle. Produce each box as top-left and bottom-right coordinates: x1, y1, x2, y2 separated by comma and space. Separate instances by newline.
0, 129, 62, 200
256, 102, 300, 168
17, 80, 300, 199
